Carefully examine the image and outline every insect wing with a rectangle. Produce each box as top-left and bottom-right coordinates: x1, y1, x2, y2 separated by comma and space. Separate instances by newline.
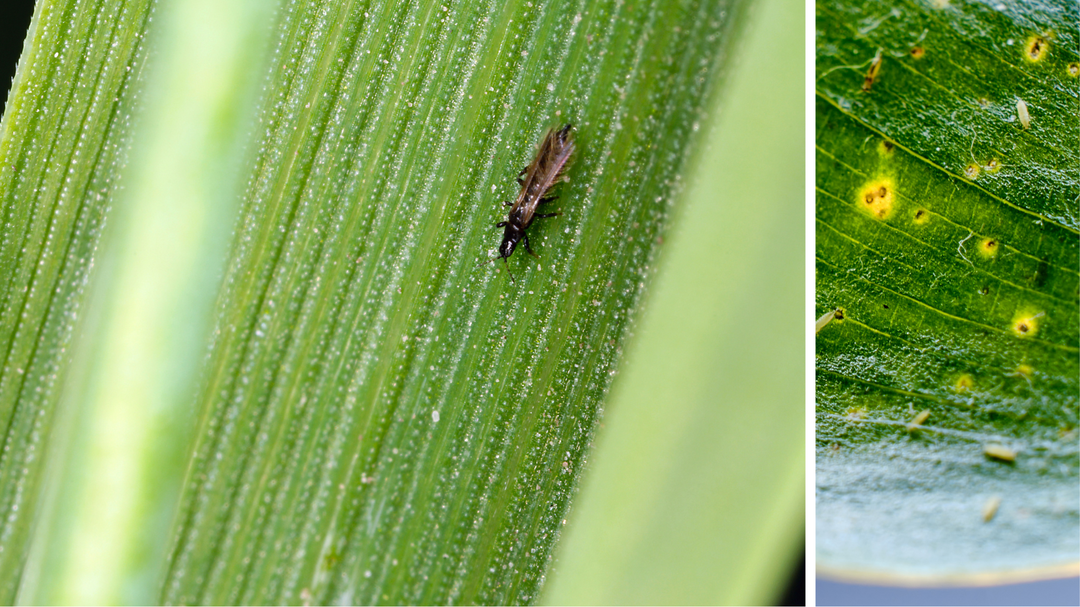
510, 125, 575, 225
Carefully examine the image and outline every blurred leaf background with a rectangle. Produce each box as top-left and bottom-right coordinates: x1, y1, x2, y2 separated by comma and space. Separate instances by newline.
816, 0, 1078, 585
0, 0, 804, 604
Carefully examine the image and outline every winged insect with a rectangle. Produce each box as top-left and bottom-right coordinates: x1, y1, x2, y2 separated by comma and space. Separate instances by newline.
480, 124, 575, 282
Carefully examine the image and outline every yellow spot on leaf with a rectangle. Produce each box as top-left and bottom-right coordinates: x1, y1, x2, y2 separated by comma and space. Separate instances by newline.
1024, 35, 1048, 62
857, 178, 895, 220
965, 163, 980, 180
1011, 311, 1043, 337
1069, 63, 1079, 77
954, 374, 974, 392
910, 46, 925, 59
979, 238, 998, 258
1015, 364, 1034, 379
913, 209, 929, 225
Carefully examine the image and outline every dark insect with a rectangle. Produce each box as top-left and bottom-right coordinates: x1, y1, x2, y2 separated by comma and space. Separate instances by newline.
861, 49, 882, 92
482, 123, 575, 282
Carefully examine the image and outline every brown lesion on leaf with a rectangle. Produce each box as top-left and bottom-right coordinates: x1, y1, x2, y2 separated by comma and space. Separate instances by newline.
909, 46, 925, 59
857, 178, 895, 219
1011, 310, 1044, 337
1024, 35, 1048, 62
913, 208, 929, 225
1068, 63, 1079, 77
878, 139, 895, 156
978, 237, 998, 258
985, 158, 1001, 173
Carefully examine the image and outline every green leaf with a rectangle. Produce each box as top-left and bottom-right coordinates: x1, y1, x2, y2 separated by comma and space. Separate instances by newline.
0, 0, 155, 600
1, 0, 765, 603
9, 0, 278, 603
543, 0, 805, 601
816, 0, 1079, 582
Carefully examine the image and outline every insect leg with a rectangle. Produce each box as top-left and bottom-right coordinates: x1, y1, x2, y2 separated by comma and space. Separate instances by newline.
521, 233, 540, 258
534, 212, 561, 219
539, 195, 558, 204
496, 221, 508, 227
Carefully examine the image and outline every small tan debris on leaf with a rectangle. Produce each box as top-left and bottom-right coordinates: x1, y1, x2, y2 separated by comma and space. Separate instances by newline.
906, 409, 930, 431
1016, 99, 1030, 129
983, 443, 1017, 462
982, 495, 1002, 522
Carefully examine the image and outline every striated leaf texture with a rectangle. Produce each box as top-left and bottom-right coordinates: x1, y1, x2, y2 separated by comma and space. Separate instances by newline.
543, 0, 805, 601
157, 0, 748, 604
0, 0, 751, 602
816, 0, 1078, 581
0, 0, 153, 599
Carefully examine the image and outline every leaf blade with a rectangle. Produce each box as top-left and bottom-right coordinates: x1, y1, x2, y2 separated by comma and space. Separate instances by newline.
157, 0, 750, 603
815, 0, 1079, 581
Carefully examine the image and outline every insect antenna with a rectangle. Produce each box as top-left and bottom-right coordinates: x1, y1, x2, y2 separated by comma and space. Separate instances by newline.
475, 255, 516, 283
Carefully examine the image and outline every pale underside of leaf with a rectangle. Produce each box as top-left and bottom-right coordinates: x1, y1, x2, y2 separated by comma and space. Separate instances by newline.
815, 0, 1079, 580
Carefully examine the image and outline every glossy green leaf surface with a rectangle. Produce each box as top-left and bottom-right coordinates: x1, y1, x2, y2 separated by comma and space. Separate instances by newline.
544, 0, 805, 601
0, 0, 154, 600
11, 0, 279, 602
1, 0, 755, 603
161, 1, 746, 601
816, 0, 1079, 581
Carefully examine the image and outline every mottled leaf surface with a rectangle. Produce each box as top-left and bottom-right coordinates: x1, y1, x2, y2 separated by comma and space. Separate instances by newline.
816, 0, 1079, 580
